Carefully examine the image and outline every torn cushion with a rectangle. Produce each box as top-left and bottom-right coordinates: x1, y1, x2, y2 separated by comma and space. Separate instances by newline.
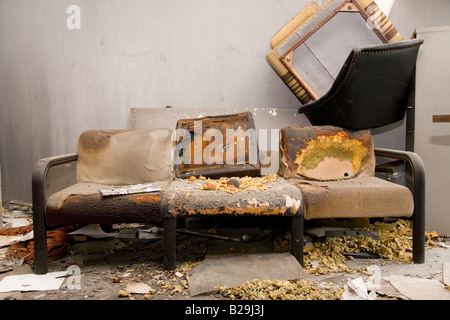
279, 126, 374, 181
76, 129, 174, 185
288, 177, 413, 220
163, 177, 302, 218
173, 112, 260, 179
45, 181, 170, 226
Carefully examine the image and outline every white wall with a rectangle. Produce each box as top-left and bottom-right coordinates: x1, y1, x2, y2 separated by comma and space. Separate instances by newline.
1, 0, 450, 204
0, 0, 306, 204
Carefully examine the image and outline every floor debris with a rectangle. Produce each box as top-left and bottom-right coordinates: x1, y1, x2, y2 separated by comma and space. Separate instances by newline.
220, 278, 344, 300
0, 271, 67, 293
0, 210, 449, 300
383, 275, 450, 300
341, 277, 376, 300
186, 252, 306, 297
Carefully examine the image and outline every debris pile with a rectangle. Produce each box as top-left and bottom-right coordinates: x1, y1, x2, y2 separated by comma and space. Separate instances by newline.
195, 174, 278, 193
220, 278, 343, 300
275, 219, 440, 275
114, 260, 199, 299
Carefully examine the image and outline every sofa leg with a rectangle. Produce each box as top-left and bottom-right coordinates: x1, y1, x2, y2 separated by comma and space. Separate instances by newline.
33, 228, 48, 275
164, 217, 176, 270
32, 177, 48, 275
291, 215, 304, 267
413, 203, 425, 264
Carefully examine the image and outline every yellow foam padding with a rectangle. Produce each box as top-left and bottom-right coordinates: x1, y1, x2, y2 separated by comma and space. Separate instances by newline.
294, 131, 368, 178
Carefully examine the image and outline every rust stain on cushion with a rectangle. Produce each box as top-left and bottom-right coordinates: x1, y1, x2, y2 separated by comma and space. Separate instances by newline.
129, 194, 162, 204
78, 130, 125, 150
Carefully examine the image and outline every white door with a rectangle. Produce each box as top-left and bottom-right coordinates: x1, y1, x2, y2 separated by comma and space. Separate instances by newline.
414, 26, 450, 235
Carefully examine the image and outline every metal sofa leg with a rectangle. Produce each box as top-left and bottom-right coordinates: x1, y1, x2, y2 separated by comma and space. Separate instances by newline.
412, 169, 426, 264
291, 215, 304, 267
33, 211, 48, 275
163, 217, 176, 270
32, 161, 49, 274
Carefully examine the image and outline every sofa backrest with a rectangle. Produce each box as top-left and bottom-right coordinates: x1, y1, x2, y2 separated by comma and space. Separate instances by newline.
279, 125, 375, 181
76, 129, 174, 185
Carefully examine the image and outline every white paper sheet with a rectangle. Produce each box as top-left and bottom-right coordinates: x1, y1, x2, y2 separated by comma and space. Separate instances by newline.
68, 224, 118, 238
0, 271, 67, 293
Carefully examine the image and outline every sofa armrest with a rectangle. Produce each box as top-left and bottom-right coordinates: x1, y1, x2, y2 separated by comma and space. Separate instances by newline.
374, 147, 425, 263
32, 153, 78, 274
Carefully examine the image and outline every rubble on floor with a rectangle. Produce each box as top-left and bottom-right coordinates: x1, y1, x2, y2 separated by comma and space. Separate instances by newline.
1, 202, 449, 300
220, 278, 344, 300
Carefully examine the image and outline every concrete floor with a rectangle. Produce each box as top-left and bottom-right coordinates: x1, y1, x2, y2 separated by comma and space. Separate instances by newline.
0, 223, 449, 301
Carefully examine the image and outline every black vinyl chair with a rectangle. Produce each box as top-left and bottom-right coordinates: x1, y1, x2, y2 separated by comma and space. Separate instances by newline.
298, 39, 424, 130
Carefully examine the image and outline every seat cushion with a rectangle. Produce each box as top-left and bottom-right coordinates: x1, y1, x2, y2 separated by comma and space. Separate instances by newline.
288, 177, 413, 220
45, 181, 170, 226
163, 176, 302, 218
76, 129, 174, 185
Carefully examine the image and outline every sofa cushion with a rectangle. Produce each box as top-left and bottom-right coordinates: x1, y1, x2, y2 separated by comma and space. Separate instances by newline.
163, 176, 302, 218
76, 129, 174, 185
289, 177, 413, 220
279, 126, 375, 181
173, 112, 261, 179
45, 181, 169, 226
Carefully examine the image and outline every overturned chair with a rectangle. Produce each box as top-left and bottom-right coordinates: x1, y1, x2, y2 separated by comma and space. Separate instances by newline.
297, 39, 424, 130
32, 129, 174, 274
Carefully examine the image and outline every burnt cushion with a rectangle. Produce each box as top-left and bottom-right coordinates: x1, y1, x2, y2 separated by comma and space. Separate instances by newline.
163, 176, 302, 218
45, 181, 169, 226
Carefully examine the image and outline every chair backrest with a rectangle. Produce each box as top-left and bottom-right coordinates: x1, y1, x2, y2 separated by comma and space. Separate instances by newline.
279, 125, 375, 181
299, 39, 424, 130
76, 129, 174, 185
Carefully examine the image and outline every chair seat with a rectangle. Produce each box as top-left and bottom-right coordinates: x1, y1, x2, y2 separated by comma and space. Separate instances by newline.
45, 181, 170, 226
288, 176, 414, 220
163, 177, 303, 218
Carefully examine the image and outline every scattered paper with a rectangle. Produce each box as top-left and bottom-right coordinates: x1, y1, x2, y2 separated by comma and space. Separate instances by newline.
100, 183, 160, 197
137, 229, 162, 240
4, 218, 32, 229
341, 277, 377, 300
0, 271, 67, 293
384, 275, 450, 300
68, 224, 118, 239
0, 231, 34, 248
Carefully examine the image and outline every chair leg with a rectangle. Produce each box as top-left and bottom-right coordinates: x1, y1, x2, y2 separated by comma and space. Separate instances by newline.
291, 215, 304, 267
163, 217, 176, 270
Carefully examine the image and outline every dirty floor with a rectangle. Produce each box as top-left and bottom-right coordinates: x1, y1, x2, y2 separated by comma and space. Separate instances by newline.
1, 214, 450, 304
